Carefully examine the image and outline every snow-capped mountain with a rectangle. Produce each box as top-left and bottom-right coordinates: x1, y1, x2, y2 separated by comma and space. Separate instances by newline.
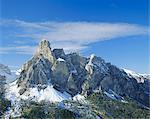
0, 64, 11, 75
4, 40, 150, 109
0, 64, 21, 83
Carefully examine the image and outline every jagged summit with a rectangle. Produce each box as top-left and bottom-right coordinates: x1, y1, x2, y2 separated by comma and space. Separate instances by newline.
36, 39, 52, 54
40, 39, 51, 48
35, 39, 56, 64
5, 40, 150, 108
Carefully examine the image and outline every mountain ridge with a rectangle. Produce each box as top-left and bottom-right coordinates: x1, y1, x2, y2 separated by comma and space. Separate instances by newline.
4, 40, 150, 109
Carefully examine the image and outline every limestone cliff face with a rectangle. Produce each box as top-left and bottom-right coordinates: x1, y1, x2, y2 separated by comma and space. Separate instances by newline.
17, 40, 56, 94
51, 59, 69, 91
35, 39, 56, 65
15, 40, 149, 108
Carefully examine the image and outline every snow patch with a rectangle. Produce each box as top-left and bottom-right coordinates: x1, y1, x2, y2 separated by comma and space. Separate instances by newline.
123, 68, 146, 83
57, 58, 65, 62
85, 54, 95, 75
104, 89, 127, 103
11, 69, 22, 76
88, 54, 95, 66
104, 91, 117, 100
123, 69, 140, 77
73, 94, 86, 104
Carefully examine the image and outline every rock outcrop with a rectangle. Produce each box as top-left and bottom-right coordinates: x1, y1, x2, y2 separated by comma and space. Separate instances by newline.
35, 39, 56, 65
11, 40, 149, 108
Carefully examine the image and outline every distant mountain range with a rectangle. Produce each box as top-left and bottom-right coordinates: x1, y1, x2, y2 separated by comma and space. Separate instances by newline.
0, 40, 149, 118
0, 64, 21, 83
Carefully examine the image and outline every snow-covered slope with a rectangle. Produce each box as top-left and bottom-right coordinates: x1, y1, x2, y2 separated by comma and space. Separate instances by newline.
73, 94, 87, 104
6, 80, 71, 103
7, 70, 20, 83
123, 68, 149, 83
11, 69, 22, 76
123, 68, 142, 77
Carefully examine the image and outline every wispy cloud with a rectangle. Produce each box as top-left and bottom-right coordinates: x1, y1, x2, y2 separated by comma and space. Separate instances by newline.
0, 19, 149, 54
0, 46, 36, 55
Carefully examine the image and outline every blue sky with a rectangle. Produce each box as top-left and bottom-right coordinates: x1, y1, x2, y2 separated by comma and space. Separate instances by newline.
0, 0, 149, 73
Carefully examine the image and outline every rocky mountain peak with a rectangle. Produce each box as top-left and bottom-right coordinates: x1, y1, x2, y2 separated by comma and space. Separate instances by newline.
6, 40, 149, 108
35, 39, 56, 64
39, 39, 51, 49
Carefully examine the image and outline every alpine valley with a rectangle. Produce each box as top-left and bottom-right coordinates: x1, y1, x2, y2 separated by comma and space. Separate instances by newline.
0, 40, 150, 119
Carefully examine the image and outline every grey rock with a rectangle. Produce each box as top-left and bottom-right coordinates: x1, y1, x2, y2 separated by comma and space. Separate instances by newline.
34, 39, 56, 65
53, 49, 65, 59
17, 55, 52, 94
0, 75, 6, 95
67, 73, 78, 95
51, 59, 69, 91
12, 40, 149, 108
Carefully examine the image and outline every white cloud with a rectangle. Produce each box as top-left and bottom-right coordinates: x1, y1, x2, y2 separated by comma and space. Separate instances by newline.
0, 46, 36, 55
0, 19, 149, 54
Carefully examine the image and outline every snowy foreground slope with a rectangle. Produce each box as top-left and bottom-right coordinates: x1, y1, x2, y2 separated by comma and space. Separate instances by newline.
6, 80, 71, 103
4, 79, 86, 118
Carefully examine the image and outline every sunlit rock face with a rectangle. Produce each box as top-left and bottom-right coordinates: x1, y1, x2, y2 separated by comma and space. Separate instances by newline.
17, 40, 55, 94
6, 39, 149, 107
35, 39, 56, 65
